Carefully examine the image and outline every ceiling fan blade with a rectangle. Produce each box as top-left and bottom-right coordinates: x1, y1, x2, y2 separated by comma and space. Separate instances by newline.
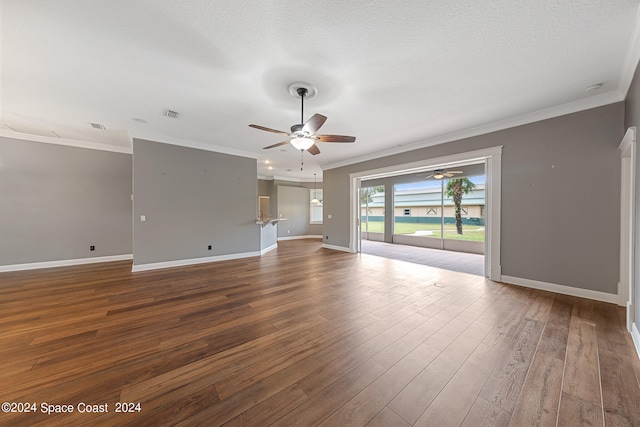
448, 171, 463, 174
315, 134, 356, 143
249, 124, 290, 135
307, 144, 320, 155
444, 173, 455, 177
425, 174, 434, 179
262, 140, 291, 150
302, 114, 327, 134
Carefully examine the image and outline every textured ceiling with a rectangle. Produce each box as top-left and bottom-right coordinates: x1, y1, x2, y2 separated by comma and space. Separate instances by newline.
2, 0, 640, 180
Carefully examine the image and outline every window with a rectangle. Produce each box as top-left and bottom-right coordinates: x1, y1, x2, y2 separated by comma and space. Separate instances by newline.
392, 175, 485, 242
360, 186, 385, 237
310, 189, 323, 224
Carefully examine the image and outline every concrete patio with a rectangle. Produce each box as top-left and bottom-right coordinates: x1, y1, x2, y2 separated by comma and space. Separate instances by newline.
360, 239, 484, 276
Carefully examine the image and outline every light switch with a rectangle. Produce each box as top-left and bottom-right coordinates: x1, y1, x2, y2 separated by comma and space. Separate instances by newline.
328, 214, 332, 219
140, 215, 146, 222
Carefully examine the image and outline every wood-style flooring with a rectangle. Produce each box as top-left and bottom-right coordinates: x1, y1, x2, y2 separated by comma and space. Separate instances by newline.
1, 239, 639, 426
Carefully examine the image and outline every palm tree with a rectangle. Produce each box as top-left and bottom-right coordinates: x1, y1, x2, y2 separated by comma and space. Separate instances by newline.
444, 178, 476, 235
360, 186, 384, 206
360, 186, 384, 236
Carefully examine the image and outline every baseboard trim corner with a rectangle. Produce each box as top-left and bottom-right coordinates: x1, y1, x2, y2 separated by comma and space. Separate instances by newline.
632, 322, 640, 361
322, 243, 354, 253
132, 250, 261, 272
500, 275, 619, 304
0, 254, 133, 272
260, 243, 278, 255
277, 235, 322, 241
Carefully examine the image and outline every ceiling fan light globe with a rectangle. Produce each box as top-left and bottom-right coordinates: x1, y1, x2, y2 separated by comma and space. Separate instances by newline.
434, 173, 445, 179
290, 137, 315, 151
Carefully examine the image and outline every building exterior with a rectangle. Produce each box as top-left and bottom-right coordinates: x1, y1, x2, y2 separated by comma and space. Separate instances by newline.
361, 184, 485, 224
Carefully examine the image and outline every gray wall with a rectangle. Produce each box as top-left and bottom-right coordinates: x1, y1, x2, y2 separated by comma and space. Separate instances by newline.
324, 103, 624, 294
625, 63, 640, 327
0, 137, 132, 265
258, 178, 275, 219
258, 178, 274, 197
133, 139, 259, 265
259, 179, 323, 238
277, 185, 323, 238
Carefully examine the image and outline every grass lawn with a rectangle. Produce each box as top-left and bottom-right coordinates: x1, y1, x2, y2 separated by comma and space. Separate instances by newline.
361, 221, 485, 242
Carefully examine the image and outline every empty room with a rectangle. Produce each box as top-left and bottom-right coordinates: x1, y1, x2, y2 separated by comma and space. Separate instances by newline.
1, 1, 640, 426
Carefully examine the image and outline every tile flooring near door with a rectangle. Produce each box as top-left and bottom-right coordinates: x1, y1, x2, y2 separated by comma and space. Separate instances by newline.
361, 239, 484, 276
0, 239, 639, 426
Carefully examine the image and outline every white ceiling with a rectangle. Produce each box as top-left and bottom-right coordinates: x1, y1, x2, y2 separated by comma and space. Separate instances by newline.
2, 0, 640, 180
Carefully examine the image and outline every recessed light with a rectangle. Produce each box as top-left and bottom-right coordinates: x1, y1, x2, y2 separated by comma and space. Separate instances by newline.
584, 83, 603, 92
264, 160, 271, 164
268, 166, 273, 170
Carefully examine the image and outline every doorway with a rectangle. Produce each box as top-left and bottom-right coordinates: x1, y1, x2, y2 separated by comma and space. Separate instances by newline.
358, 163, 486, 275
360, 185, 385, 242
351, 146, 502, 280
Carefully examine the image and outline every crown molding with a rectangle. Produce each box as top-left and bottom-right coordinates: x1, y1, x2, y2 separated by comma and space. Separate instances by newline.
272, 175, 304, 182
131, 131, 259, 159
0, 129, 133, 154
322, 90, 623, 171
619, 4, 640, 98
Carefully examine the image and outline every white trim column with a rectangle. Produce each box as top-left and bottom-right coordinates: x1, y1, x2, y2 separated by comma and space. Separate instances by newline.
485, 151, 502, 280
619, 127, 637, 333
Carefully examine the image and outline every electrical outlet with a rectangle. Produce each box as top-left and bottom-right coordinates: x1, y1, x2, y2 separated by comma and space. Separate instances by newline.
90, 245, 95, 251
207, 245, 212, 250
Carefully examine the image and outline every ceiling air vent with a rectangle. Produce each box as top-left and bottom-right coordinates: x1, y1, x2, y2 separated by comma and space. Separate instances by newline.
90, 122, 106, 130
163, 109, 179, 118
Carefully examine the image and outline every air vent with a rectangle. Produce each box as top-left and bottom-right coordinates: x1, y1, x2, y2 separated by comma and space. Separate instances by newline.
90, 122, 106, 130
163, 109, 179, 118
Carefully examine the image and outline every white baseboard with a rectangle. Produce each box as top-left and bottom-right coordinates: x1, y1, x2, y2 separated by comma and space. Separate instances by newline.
260, 243, 278, 255
277, 235, 322, 241
322, 243, 354, 253
132, 250, 261, 272
0, 254, 133, 272
500, 275, 619, 304
632, 323, 640, 361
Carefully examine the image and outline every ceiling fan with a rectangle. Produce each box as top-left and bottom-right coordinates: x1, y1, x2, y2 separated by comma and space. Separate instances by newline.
249, 84, 355, 156
426, 169, 464, 179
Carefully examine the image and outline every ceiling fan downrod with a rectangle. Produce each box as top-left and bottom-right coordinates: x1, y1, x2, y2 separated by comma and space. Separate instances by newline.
297, 87, 308, 126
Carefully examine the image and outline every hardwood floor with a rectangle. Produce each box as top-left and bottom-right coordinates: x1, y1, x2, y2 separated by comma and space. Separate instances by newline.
1, 239, 639, 426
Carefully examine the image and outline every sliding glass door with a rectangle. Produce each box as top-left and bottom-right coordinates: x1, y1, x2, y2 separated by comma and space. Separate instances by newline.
392, 173, 485, 253
360, 186, 385, 241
